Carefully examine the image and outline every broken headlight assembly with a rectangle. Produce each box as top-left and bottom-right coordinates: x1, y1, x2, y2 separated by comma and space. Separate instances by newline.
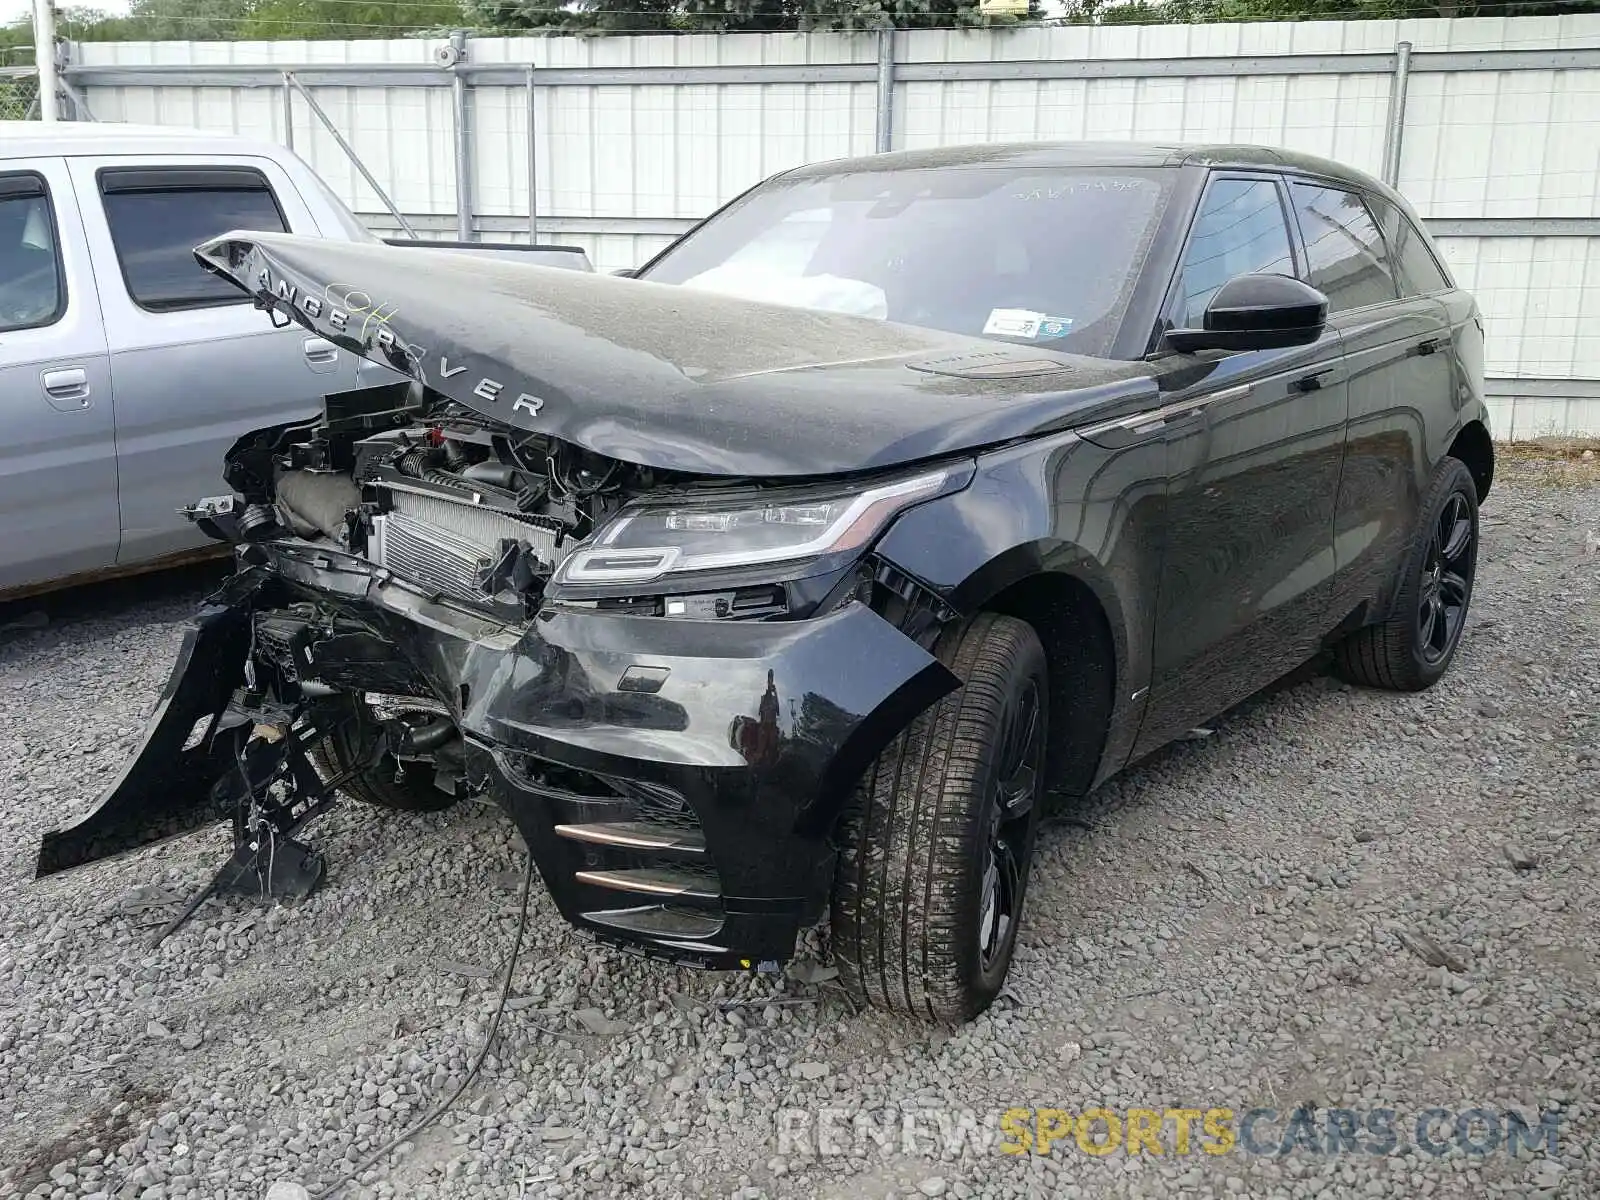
550, 466, 967, 595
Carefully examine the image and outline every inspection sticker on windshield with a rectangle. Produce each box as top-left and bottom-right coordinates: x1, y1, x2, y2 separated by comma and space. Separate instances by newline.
983, 309, 1073, 339
984, 308, 1044, 337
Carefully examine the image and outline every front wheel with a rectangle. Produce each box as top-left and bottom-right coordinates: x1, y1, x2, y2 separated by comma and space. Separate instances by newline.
831, 613, 1047, 1023
312, 695, 462, 813
1334, 455, 1480, 692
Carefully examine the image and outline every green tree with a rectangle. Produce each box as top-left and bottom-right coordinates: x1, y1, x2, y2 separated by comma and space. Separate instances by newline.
1091, 0, 1596, 21
467, 0, 1041, 34
45, 0, 469, 41
239, 0, 470, 38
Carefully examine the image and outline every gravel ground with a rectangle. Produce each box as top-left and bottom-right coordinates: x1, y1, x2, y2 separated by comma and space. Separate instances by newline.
2, 452, 1596, 1200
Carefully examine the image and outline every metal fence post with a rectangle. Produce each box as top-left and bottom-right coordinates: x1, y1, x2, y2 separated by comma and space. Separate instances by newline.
874, 23, 895, 154
451, 30, 473, 242
1382, 40, 1413, 187
53, 38, 94, 121
30, 0, 59, 121
526, 64, 538, 242
281, 72, 294, 150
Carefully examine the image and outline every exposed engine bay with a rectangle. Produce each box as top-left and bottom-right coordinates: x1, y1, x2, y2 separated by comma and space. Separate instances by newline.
199, 382, 669, 616
125, 383, 701, 911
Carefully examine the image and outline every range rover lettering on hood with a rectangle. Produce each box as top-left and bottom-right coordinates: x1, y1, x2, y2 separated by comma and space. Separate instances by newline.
195, 231, 1159, 478
251, 265, 548, 418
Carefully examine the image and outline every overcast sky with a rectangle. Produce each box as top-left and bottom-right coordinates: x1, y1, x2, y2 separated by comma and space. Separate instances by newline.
6, 0, 129, 27
5, 0, 139, 30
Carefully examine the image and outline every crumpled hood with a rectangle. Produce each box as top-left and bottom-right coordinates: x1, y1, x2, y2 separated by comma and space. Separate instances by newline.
196, 232, 1158, 477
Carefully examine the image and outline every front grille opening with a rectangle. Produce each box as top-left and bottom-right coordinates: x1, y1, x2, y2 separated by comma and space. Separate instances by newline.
503, 752, 623, 801
501, 754, 698, 824
584, 585, 791, 621
612, 778, 700, 832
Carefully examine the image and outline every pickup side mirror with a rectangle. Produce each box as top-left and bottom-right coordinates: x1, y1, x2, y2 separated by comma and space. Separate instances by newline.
1166, 273, 1328, 354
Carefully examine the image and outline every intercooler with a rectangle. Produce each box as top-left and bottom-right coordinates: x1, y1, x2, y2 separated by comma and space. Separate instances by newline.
369, 487, 567, 605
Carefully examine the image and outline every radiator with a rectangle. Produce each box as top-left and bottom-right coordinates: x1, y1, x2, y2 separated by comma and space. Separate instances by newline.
369, 488, 566, 605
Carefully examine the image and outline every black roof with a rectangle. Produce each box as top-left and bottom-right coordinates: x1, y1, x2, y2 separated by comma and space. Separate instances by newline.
785, 139, 1391, 197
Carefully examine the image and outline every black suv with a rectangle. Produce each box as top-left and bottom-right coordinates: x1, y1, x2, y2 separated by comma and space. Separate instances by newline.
39, 142, 1490, 1023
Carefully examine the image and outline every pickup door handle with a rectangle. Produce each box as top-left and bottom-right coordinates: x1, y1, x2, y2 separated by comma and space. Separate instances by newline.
1416, 338, 1440, 356
302, 337, 339, 370
41, 367, 91, 408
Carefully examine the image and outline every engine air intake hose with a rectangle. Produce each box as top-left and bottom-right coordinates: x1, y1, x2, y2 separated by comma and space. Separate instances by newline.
276, 470, 361, 543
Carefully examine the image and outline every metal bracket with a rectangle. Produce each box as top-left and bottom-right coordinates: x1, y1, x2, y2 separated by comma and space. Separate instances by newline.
146, 710, 353, 947
283, 71, 419, 240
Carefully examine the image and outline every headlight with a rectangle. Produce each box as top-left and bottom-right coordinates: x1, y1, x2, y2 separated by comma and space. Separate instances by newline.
553, 468, 958, 589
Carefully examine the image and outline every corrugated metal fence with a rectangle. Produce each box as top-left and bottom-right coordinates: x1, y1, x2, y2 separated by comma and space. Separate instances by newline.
62, 16, 1600, 436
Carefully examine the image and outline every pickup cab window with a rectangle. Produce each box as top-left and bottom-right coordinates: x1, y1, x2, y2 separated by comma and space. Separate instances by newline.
0, 173, 65, 332
98, 166, 289, 312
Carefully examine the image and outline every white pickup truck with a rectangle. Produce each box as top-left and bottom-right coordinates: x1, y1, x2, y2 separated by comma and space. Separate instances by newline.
0, 121, 590, 598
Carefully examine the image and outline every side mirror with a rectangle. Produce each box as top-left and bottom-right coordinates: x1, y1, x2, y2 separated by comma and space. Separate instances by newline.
1166, 273, 1328, 354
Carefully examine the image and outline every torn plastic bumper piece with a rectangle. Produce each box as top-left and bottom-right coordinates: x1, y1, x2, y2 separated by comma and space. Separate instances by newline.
35, 569, 268, 879
34, 551, 961, 969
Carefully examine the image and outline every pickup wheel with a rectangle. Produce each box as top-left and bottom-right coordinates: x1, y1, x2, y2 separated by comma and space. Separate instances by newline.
831, 613, 1047, 1023
312, 697, 461, 813
1334, 455, 1479, 692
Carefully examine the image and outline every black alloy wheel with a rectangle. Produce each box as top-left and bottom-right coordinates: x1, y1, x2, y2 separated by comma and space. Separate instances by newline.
979, 676, 1043, 974
1417, 490, 1474, 665
832, 613, 1048, 1022
1334, 455, 1480, 692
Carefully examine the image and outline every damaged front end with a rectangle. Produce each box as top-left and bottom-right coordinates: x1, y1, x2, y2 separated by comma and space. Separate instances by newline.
38, 255, 976, 965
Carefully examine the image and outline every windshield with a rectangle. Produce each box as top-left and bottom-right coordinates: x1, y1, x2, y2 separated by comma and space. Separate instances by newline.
639, 164, 1175, 359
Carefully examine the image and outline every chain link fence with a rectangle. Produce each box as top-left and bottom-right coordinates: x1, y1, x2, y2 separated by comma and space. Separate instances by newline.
1, 71, 40, 121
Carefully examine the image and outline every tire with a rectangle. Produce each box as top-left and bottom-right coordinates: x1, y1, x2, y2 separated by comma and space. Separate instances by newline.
831, 613, 1048, 1023
312, 697, 461, 813
1334, 455, 1479, 692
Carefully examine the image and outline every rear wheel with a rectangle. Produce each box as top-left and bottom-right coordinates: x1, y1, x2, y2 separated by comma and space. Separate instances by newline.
1334, 456, 1479, 692
312, 695, 462, 813
831, 613, 1047, 1023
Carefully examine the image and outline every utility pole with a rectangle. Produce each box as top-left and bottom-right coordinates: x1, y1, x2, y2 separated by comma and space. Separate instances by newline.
31, 0, 60, 122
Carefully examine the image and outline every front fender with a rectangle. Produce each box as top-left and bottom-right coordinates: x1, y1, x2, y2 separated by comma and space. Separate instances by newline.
874, 430, 1166, 696
873, 429, 1174, 781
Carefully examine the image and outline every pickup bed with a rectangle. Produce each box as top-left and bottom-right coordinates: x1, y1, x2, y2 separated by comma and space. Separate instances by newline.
0, 121, 589, 598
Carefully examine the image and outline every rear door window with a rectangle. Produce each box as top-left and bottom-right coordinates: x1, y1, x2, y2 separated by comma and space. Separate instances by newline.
1289, 183, 1398, 313
1369, 195, 1452, 297
98, 167, 288, 312
1172, 176, 1297, 328
0, 172, 66, 332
